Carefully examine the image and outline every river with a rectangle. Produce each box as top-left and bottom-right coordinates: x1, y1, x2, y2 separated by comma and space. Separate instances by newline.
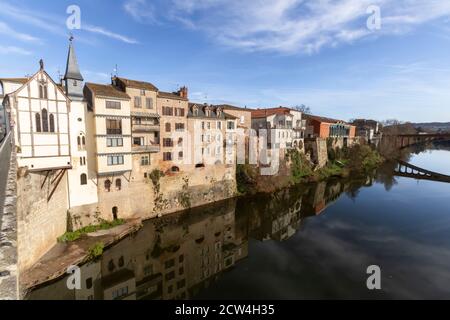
27, 142, 450, 300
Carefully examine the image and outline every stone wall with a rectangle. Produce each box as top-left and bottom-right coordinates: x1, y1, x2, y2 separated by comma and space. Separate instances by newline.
17, 168, 69, 273
305, 138, 328, 168
68, 164, 237, 229
0, 133, 18, 300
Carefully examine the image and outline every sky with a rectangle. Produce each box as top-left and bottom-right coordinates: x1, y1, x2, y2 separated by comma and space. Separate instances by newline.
1, 0, 450, 123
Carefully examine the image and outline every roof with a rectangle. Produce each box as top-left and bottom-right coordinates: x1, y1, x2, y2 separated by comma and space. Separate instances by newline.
304, 114, 349, 125
0, 78, 29, 84
158, 91, 187, 101
188, 102, 227, 119
85, 82, 130, 99
216, 104, 251, 112
251, 107, 293, 119
114, 77, 158, 92
64, 41, 84, 81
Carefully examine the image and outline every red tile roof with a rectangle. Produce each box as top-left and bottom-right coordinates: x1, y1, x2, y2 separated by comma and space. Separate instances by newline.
251, 107, 293, 119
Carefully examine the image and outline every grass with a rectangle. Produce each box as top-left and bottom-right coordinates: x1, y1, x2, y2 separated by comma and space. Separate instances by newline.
58, 219, 125, 243
87, 242, 104, 259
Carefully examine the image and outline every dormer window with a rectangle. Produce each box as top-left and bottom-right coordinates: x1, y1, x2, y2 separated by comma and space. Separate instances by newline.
216, 108, 223, 117
193, 107, 199, 117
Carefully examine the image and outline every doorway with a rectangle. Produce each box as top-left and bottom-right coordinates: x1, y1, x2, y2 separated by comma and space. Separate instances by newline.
112, 206, 118, 220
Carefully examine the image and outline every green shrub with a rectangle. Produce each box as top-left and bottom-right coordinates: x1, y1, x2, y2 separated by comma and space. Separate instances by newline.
88, 242, 104, 259
58, 219, 125, 243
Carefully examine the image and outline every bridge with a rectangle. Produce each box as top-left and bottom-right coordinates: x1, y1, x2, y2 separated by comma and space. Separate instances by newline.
390, 133, 450, 149
394, 160, 450, 183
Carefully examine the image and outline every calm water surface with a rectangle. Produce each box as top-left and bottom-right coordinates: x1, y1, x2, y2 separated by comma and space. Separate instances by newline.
28, 143, 450, 300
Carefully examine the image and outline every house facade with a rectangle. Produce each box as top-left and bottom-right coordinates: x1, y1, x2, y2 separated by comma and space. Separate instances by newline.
304, 115, 356, 140
251, 107, 306, 150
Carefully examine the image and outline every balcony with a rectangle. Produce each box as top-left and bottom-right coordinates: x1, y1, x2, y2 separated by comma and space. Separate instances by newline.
132, 144, 160, 153
132, 124, 160, 133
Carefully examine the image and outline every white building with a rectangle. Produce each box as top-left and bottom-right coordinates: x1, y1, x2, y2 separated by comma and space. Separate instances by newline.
2, 60, 72, 172
61, 39, 98, 208
251, 107, 306, 150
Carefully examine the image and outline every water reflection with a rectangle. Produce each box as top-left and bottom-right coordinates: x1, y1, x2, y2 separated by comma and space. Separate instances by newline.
27, 142, 450, 300
28, 176, 374, 300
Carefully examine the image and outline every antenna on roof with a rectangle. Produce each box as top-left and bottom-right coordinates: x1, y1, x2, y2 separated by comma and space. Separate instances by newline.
69, 32, 74, 42
113, 64, 118, 77
57, 69, 62, 84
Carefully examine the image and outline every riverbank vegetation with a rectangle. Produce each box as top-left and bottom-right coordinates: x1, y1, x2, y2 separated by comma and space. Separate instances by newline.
237, 143, 384, 195
57, 219, 125, 243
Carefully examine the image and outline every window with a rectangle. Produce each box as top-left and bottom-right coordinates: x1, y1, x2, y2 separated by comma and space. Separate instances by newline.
48, 114, 55, 132
107, 155, 124, 166
134, 96, 142, 108
175, 108, 185, 117
165, 271, 175, 281
178, 138, 183, 146
163, 152, 172, 161
141, 156, 150, 166
80, 157, 86, 166
116, 179, 122, 191
144, 265, 153, 276
202, 122, 205, 130
179, 255, 184, 263
177, 279, 186, 289
175, 123, 185, 131
112, 287, 128, 300
73, 80, 78, 87
178, 151, 183, 160
42, 109, 49, 132
80, 174, 87, 185
217, 122, 222, 130
39, 83, 48, 99
227, 121, 235, 130
171, 166, 180, 173
207, 122, 211, 129
146, 97, 153, 109
35, 113, 41, 132
133, 137, 144, 146
107, 137, 123, 147
163, 138, 173, 147
140, 89, 146, 96
106, 119, 122, 135
165, 123, 171, 132
162, 107, 174, 116
106, 101, 121, 109
105, 180, 111, 192
134, 117, 142, 125
86, 278, 92, 290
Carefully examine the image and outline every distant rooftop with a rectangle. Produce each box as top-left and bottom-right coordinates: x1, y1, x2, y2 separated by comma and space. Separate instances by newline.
85, 82, 130, 99
114, 77, 158, 92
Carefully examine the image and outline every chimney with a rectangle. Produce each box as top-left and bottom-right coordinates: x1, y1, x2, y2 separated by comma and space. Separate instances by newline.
178, 86, 188, 99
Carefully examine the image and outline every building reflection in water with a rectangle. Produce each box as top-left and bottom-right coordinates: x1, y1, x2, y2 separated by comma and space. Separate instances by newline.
28, 177, 373, 300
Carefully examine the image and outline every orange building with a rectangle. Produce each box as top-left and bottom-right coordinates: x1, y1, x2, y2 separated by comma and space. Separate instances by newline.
304, 115, 356, 139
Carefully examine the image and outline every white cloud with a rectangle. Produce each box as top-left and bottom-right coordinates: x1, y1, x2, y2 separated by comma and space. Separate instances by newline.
0, 1, 138, 45
124, 0, 157, 24
0, 21, 41, 43
0, 45, 32, 55
83, 25, 139, 44
125, 0, 450, 54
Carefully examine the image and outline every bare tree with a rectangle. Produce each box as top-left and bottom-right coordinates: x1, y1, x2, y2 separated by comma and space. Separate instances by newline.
294, 104, 312, 114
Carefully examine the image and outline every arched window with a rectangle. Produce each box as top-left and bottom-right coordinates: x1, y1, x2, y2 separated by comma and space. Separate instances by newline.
35, 113, 41, 132
82, 136, 86, 147
49, 114, 55, 132
42, 109, 49, 132
105, 179, 111, 192
115, 179, 122, 190
80, 174, 87, 185
171, 166, 180, 173
39, 83, 48, 99
77, 136, 81, 148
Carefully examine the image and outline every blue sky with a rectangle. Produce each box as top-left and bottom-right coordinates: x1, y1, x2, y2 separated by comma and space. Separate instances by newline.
1, 0, 450, 122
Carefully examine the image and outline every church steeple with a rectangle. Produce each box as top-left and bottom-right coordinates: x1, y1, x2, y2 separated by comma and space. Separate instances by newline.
64, 36, 84, 100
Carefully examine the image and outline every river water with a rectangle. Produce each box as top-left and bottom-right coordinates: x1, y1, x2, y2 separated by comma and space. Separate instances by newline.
27, 143, 450, 300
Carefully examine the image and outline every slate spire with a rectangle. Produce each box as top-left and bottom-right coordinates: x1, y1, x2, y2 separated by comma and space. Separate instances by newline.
64, 36, 84, 81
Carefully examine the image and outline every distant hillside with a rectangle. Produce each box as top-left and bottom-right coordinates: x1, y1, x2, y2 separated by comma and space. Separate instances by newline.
412, 122, 450, 133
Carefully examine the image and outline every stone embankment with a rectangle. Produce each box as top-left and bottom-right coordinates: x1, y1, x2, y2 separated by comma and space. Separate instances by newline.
0, 132, 18, 300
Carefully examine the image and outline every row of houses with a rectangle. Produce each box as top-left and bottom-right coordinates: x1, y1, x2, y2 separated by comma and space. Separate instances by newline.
0, 39, 364, 270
